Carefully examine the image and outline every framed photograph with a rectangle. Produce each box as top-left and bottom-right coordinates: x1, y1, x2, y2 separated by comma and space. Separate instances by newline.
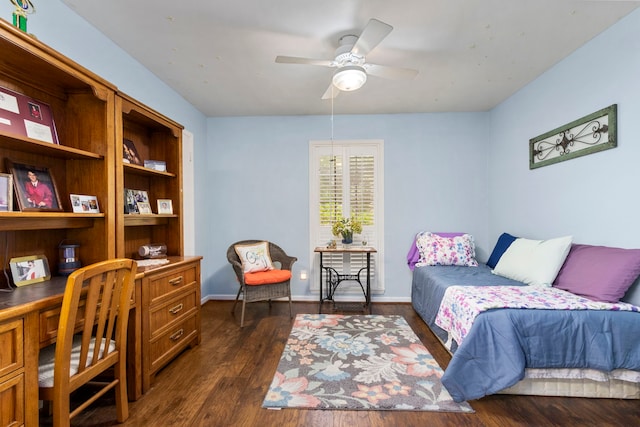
144, 160, 167, 172
9, 254, 51, 287
157, 199, 173, 214
6, 160, 62, 211
0, 86, 60, 145
137, 201, 152, 214
124, 188, 149, 214
70, 194, 100, 213
0, 173, 13, 211
123, 138, 143, 165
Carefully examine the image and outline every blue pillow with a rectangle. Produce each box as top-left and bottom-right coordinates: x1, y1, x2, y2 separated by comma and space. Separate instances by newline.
486, 233, 517, 269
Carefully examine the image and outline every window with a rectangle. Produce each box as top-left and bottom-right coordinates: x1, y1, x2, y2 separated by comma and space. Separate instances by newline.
309, 140, 384, 294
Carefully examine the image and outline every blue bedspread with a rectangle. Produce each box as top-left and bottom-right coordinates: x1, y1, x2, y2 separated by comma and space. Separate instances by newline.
411, 264, 640, 402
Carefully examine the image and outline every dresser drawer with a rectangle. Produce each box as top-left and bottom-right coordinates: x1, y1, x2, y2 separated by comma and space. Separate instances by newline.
147, 264, 197, 303
148, 314, 198, 373
149, 290, 197, 336
0, 372, 25, 427
0, 319, 23, 378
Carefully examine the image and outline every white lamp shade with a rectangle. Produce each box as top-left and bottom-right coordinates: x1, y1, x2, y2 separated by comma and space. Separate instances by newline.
332, 66, 367, 91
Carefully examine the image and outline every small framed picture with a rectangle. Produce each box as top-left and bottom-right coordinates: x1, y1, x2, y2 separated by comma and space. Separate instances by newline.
137, 201, 152, 214
70, 194, 100, 213
144, 160, 167, 172
157, 199, 173, 214
123, 138, 143, 165
10, 254, 51, 287
124, 188, 149, 214
0, 173, 13, 211
6, 160, 63, 211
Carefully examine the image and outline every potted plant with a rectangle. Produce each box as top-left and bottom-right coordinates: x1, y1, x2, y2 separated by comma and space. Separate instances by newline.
331, 216, 362, 244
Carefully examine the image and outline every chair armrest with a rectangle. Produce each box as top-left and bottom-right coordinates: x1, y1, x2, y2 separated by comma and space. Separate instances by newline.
280, 255, 297, 271
229, 259, 245, 284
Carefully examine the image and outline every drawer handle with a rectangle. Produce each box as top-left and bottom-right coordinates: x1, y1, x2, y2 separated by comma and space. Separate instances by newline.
169, 276, 184, 286
170, 329, 184, 341
169, 303, 183, 315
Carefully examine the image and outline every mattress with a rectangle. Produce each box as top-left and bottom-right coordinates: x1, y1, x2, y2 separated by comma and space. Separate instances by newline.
500, 375, 640, 399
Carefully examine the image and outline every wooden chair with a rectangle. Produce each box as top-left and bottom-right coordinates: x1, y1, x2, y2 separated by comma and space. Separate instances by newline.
227, 240, 297, 327
38, 258, 137, 426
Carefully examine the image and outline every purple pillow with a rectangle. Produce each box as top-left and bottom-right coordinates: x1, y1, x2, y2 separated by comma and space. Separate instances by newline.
553, 244, 640, 303
407, 232, 465, 271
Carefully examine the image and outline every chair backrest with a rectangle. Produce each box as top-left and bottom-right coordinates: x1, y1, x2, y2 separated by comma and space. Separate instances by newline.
227, 240, 296, 282
54, 258, 136, 394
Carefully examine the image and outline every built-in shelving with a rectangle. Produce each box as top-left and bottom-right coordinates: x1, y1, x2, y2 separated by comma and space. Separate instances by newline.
0, 17, 186, 270
116, 93, 184, 259
0, 19, 116, 271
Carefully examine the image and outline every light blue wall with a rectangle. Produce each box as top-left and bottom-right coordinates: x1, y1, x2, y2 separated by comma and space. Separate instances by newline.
205, 113, 490, 300
6, 3, 640, 302
488, 9, 640, 301
488, 10, 640, 247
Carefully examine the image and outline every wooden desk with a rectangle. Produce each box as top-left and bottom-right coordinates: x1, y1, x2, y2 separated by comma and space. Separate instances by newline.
314, 246, 376, 314
0, 275, 141, 426
0, 256, 202, 426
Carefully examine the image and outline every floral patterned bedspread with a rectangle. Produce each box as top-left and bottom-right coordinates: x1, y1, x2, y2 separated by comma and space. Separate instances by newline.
435, 285, 640, 346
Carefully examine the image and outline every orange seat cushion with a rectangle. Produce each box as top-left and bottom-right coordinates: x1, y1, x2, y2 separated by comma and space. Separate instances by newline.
244, 269, 292, 285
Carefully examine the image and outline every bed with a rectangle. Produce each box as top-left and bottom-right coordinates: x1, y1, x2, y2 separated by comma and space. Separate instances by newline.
409, 232, 640, 402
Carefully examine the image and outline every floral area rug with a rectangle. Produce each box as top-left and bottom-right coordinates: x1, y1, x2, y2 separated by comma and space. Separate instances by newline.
263, 314, 473, 412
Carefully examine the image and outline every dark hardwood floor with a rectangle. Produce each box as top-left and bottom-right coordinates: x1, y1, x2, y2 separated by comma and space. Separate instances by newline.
42, 301, 640, 426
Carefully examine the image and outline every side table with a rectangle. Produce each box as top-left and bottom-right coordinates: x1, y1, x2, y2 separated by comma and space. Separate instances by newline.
314, 246, 377, 314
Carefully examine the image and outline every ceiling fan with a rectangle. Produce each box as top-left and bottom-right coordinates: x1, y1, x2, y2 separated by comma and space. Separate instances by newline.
275, 18, 419, 99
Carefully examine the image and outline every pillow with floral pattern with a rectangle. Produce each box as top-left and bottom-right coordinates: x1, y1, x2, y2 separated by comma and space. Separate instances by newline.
415, 232, 478, 267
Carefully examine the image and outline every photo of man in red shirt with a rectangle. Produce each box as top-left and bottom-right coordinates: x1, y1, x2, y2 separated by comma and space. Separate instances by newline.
24, 170, 53, 208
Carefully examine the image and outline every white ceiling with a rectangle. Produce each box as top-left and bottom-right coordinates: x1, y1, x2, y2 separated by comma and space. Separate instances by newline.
62, 0, 639, 117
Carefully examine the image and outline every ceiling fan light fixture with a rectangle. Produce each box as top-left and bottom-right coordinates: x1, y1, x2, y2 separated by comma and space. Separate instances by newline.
332, 65, 367, 91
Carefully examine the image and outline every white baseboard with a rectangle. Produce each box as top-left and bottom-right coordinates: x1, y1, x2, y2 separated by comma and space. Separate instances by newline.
201, 294, 411, 304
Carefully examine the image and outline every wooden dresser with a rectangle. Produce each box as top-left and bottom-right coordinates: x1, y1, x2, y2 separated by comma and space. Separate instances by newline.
139, 256, 202, 393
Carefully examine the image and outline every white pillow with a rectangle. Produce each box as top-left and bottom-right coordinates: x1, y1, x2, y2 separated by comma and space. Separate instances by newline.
234, 241, 274, 273
492, 236, 572, 286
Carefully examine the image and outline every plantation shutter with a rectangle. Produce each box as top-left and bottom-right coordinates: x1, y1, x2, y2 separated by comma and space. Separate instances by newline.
310, 140, 384, 295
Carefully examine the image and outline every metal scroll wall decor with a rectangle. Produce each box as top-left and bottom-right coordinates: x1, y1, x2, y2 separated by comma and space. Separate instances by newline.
529, 104, 617, 169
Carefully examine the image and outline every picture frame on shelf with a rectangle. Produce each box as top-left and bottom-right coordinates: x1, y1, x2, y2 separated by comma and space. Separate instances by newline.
0, 173, 13, 211
137, 201, 152, 214
70, 194, 100, 213
144, 159, 167, 172
6, 160, 63, 211
124, 188, 149, 214
0, 85, 60, 145
123, 138, 143, 165
157, 199, 173, 214
10, 254, 51, 287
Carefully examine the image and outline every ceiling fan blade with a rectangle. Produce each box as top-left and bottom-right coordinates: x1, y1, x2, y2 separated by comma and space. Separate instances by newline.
365, 63, 419, 80
275, 56, 334, 67
350, 18, 393, 57
321, 84, 340, 100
